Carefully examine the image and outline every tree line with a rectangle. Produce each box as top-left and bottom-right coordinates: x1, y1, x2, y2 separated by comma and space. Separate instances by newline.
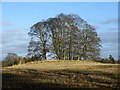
2, 53, 116, 67
28, 13, 101, 60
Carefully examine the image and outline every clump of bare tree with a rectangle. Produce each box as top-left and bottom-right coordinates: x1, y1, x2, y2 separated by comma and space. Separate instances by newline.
28, 13, 101, 60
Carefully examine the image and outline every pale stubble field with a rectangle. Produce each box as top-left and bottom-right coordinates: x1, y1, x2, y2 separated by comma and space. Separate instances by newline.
2, 60, 120, 89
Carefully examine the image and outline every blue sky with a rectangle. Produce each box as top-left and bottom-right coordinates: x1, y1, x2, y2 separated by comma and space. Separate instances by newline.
1, 2, 118, 60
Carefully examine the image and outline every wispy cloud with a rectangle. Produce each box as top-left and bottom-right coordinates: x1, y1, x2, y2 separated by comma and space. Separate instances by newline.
100, 18, 118, 24
108, 27, 118, 31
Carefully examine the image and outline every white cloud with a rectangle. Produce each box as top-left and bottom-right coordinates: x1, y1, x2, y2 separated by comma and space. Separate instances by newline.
2, 29, 29, 59
98, 31, 118, 44
98, 31, 118, 60
100, 43, 118, 60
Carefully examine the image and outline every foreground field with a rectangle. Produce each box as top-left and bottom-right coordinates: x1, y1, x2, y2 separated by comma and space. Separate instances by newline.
2, 60, 120, 89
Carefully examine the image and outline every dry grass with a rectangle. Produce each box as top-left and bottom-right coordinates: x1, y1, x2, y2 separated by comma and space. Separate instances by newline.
2, 60, 120, 89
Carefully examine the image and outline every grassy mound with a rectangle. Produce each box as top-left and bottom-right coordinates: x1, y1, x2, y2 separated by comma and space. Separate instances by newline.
2, 60, 119, 89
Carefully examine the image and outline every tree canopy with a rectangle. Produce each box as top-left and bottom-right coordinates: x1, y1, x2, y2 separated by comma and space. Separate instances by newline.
28, 13, 101, 60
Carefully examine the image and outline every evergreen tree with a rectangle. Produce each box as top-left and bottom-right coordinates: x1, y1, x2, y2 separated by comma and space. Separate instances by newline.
109, 55, 115, 63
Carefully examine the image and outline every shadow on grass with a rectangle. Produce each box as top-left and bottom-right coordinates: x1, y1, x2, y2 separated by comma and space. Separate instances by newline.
2, 68, 120, 89
2, 72, 70, 89
59, 69, 119, 88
